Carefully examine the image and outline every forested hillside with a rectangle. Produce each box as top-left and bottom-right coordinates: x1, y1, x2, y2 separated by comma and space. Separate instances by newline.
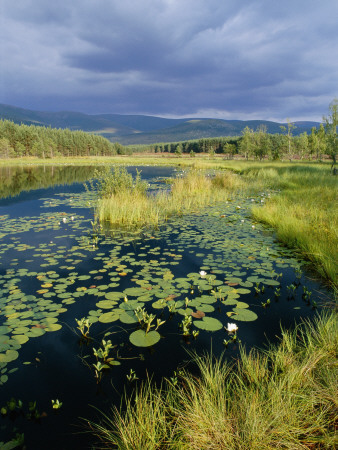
0, 103, 321, 145
0, 120, 124, 158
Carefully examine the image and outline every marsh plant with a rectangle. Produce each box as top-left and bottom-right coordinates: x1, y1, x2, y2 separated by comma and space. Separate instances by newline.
89, 312, 338, 449
134, 306, 165, 334
95, 169, 241, 230
180, 314, 193, 336
126, 369, 139, 383
51, 399, 63, 410
287, 283, 297, 298
92, 338, 120, 383
75, 317, 92, 339
302, 285, 312, 302
254, 282, 265, 294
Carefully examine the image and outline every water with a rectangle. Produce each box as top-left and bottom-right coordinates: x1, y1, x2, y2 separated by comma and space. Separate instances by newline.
0, 165, 331, 449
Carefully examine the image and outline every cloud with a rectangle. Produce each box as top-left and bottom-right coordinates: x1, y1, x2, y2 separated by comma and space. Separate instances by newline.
1, 0, 337, 121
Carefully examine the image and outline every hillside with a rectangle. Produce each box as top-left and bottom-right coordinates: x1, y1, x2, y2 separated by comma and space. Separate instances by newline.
0, 103, 320, 145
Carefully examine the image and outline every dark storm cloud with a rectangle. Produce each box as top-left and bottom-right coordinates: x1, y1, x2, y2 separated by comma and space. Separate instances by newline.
1, 0, 337, 120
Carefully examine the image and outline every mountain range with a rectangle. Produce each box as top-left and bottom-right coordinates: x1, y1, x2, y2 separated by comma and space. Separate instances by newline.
0, 103, 321, 145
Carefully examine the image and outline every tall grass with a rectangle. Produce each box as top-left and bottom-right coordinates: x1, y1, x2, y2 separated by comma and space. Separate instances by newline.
95, 168, 242, 230
242, 166, 338, 288
89, 311, 338, 449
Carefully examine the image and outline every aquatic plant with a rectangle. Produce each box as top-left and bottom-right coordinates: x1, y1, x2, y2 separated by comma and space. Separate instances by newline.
180, 314, 193, 336
126, 369, 139, 383
51, 399, 63, 410
75, 317, 92, 339
225, 323, 238, 333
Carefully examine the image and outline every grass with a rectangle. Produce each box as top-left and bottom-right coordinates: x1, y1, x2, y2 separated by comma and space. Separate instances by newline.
95, 168, 242, 230
240, 165, 338, 289
89, 311, 338, 449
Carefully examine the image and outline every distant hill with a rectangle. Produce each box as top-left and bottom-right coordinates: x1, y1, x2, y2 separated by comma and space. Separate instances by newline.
0, 103, 321, 145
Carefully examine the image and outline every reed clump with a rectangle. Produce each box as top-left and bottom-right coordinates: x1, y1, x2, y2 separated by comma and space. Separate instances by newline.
94, 167, 240, 230
89, 311, 338, 449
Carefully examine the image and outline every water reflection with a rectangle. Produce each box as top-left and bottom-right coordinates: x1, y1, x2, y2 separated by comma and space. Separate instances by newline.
0, 165, 97, 199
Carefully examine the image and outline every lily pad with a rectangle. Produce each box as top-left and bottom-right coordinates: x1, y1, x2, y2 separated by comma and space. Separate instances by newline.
129, 329, 161, 347
96, 300, 118, 309
0, 349, 19, 363
119, 311, 138, 324
232, 308, 258, 322
98, 312, 120, 323
193, 317, 223, 331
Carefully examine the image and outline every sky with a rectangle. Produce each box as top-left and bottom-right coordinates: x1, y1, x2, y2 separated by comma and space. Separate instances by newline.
0, 0, 337, 122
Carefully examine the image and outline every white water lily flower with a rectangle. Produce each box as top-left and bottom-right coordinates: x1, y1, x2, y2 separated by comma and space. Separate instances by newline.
62, 217, 67, 223
252, 225, 255, 229
241, 219, 244, 223
226, 323, 238, 333
71, 216, 74, 221
199, 270, 207, 278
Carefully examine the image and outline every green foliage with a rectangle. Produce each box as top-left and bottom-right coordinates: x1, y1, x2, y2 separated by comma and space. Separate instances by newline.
94, 166, 148, 198
75, 317, 92, 339
89, 311, 338, 449
51, 399, 63, 409
0, 119, 122, 158
323, 98, 338, 167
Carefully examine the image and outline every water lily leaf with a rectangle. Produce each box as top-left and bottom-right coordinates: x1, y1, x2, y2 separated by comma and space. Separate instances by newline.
105, 292, 124, 300
98, 312, 120, 323
11, 335, 29, 345
191, 310, 205, 319
193, 317, 223, 331
0, 349, 19, 363
45, 323, 62, 332
120, 301, 144, 311
152, 299, 167, 309
119, 311, 138, 324
198, 295, 217, 304
235, 302, 250, 309
0, 326, 10, 335
96, 300, 118, 309
223, 299, 238, 306
124, 287, 149, 296
261, 279, 280, 286
232, 308, 258, 322
177, 308, 193, 316
235, 288, 251, 295
129, 329, 160, 347
28, 328, 46, 337
198, 304, 215, 313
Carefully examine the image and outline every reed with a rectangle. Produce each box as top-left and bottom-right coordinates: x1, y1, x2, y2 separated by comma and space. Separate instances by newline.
90, 311, 338, 449
95, 169, 240, 230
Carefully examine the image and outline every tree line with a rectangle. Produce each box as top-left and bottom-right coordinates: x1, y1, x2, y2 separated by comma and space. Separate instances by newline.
0, 99, 336, 164
0, 120, 126, 158
129, 99, 337, 164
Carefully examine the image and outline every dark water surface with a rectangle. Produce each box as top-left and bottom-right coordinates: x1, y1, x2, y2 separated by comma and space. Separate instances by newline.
0, 165, 332, 449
